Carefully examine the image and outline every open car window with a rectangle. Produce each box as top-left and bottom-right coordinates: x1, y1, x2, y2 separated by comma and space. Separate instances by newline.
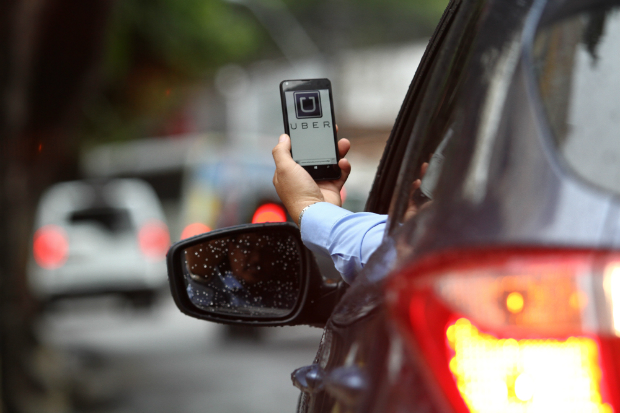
364, 0, 462, 215
386, 0, 479, 230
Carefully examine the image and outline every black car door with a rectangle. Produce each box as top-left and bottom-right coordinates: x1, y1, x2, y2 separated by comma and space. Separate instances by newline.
293, 0, 478, 412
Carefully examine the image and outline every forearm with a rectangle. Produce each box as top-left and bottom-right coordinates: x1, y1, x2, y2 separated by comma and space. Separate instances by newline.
300, 202, 387, 283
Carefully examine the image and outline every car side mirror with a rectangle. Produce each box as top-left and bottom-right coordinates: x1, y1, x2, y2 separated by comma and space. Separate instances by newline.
166, 222, 343, 327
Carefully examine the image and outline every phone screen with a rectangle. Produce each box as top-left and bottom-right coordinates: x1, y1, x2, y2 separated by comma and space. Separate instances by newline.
280, 79, 340, 180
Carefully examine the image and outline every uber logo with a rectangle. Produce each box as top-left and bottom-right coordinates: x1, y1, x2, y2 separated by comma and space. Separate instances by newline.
294, 91, 322, 119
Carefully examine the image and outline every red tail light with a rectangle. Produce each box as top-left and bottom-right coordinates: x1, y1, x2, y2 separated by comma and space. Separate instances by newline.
33, 225, 69, 269
251, 203, 286, 224
387, 249, 620, 413
138, 220, 170, 261
180, 222, 211, 240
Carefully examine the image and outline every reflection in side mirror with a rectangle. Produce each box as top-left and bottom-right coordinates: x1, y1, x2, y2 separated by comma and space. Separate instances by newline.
182, 230, 301, 318
167, 222, 345, 327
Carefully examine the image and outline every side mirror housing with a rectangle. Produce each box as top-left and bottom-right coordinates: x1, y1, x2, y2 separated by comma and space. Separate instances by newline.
166, 222, 343, 327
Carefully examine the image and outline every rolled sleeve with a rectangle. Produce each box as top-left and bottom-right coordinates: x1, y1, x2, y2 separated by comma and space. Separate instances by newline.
300, 202, 387, 283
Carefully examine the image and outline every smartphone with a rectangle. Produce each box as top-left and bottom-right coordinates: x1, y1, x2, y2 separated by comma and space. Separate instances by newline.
279, 78, 341, 181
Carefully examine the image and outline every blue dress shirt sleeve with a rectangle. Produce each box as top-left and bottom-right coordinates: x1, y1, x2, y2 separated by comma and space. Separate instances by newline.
300, 202, 387, 284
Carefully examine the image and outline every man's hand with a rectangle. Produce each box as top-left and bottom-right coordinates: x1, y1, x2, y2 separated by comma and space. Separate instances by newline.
403, 161, 430, 222
272, 133, 351, 226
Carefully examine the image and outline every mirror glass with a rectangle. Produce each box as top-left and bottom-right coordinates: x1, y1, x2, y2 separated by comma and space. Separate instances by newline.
181, 230, 302, 318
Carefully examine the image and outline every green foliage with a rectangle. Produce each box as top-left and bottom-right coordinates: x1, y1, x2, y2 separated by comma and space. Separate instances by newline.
104, 0, 265, 79
82, 0, 449, 144
83, 0, 266, 144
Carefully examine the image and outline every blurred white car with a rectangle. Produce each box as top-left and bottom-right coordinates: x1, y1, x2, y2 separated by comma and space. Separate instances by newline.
28, 179, 170, 306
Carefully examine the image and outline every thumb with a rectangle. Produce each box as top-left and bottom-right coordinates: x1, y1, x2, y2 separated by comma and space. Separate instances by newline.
272, 134, 294, 166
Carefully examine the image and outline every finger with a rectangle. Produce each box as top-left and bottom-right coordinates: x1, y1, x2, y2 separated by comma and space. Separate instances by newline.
411, 178, 421, 191
326, 157, 350, 189
272, 134, 294, 166
338, 158, 351, 184
337, 138, 350, 159
420, 162, 429, 177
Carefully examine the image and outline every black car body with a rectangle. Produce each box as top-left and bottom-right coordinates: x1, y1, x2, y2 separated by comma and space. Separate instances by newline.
167, 0, 620, 411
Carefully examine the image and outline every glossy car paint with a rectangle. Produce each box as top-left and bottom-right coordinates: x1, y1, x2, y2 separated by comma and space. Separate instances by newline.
295, 0, 620, 411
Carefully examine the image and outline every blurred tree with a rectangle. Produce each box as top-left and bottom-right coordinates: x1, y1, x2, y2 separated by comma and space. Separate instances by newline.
81, 0, 448, 145
1, 0, 112, 410
81, 0, 267, 143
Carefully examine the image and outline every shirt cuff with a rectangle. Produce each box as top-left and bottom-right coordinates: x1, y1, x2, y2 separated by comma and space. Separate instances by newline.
300, 202, 352, 256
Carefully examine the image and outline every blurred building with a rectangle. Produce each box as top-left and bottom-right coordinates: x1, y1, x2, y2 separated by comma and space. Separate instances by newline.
198, 42, 427, 148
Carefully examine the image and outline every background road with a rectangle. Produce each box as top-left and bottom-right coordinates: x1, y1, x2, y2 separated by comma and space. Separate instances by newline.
36, 294, 323, 413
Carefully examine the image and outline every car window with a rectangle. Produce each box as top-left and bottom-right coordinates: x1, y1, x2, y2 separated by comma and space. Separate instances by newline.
386, 0, 479, 230
364, 0, 462, 215
532, 2, 620, 195
69, 206, 133, 233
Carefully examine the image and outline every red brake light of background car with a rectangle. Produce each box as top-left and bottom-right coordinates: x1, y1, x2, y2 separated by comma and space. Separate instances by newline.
33, 225, 69, 269
180, 222, 211, 240
251, 203, 287, 224
386, 249, 620, 413
138, 220, 170, 261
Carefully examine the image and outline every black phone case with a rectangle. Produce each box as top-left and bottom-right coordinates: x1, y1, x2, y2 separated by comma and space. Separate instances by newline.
280, 78, 341, 181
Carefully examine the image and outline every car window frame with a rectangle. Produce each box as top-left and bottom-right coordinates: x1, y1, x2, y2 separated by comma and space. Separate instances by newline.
364, 0, 462, 215
372, 0, 484, 234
